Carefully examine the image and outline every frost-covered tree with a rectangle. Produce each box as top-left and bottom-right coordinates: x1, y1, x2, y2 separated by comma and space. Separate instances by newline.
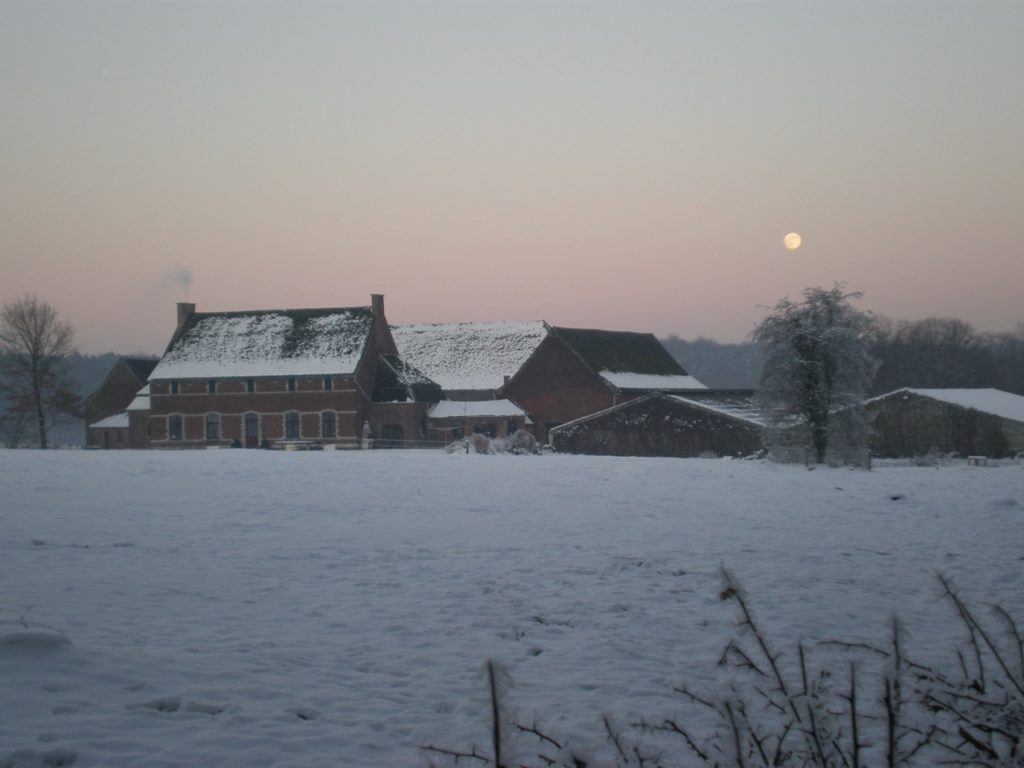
0, 295, 80, 448
753, 285, 877, 464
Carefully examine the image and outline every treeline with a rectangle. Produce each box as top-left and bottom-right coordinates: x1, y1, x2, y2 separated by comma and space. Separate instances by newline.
660, 336, 762, 389
871, 317, 1024, 396
662, 317, 1024, 396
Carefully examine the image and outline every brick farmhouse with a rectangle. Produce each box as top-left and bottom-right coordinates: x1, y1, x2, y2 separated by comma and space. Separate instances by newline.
125, 295, 723, 451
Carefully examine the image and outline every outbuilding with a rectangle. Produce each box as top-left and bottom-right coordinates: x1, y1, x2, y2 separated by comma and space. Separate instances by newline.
550, 390, 763, 458
867, 388, 1024, 458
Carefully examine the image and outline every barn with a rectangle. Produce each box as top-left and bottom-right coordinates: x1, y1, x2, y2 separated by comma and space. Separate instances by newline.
504, 326, 706, 442
549, 390, 763, 458
84, 357, 158, 449
392, 321, 707, 444
867, 388, 1024, 458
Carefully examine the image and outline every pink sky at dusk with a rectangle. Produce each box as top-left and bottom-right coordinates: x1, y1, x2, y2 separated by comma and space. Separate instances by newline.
2, 2, 1022, 354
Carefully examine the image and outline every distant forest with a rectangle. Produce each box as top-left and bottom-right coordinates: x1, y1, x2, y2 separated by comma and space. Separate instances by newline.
662, 317, 1024, 396
660, 336, 762, 389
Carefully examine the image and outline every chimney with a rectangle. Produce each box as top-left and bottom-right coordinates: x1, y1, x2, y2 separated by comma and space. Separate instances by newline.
370, 293, 397, 355
177, 302, 196, 327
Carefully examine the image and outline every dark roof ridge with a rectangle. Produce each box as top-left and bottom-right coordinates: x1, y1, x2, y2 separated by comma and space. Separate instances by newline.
188, 305, 371, 319
550, 326, 690, 376
550, 325, 655, 337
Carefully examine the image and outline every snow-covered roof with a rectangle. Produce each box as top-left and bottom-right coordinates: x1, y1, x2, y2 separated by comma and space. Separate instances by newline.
90, 412, 129, 429
870, 388, 1024, 424
429, 399, 527, 419
668, 392, 765, 426
126, 384, 150, 412
390, 321, 548, 391
151, 308, 374, 380
601, 372, 707, 391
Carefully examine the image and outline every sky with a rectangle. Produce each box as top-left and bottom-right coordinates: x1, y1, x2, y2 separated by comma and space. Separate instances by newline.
2, 1, 1022, 354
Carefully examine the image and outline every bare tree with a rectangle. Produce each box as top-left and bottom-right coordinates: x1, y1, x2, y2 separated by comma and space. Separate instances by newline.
753, 285, 877, 464
0, 295, 80, 448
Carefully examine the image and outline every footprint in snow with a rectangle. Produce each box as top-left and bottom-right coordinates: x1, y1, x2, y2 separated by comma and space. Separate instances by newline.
184, 701, 226, 716
0, 748, 77, 767
132, 696, 181, 713
128, 697, 225, 716
988, 497, 1018, 508
0, 631, 72, 655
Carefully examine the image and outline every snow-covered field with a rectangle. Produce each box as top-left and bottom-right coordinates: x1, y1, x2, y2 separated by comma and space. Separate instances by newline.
1, 450, 1022, 767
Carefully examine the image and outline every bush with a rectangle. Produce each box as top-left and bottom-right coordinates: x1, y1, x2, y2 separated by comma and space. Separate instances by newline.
424, 570, 1024, 767
509, 429, 539, 455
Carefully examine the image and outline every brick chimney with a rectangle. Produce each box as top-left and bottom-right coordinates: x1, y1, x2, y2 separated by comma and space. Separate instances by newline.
371, 294, 385, 319
370, 294, 396, 355
177, 302, 196, 327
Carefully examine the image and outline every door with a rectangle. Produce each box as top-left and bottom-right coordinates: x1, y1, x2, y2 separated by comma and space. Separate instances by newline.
244, 413, 259, 448
379, 424, 404, 448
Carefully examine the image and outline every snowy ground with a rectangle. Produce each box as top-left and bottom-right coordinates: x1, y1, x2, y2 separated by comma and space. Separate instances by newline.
1, 450, 1022, 767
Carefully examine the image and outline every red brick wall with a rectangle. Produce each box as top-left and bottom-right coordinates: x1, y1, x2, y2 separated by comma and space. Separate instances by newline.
368, 402, 429, 447
84, 360, 147, 445
222, 414, 241, 441
504, 335, 614, 442
147, 375, 368, 447
427, 415, 528, 445
87, 427, 129, 449
129, 411, 150, 449
260, 413, 283, 440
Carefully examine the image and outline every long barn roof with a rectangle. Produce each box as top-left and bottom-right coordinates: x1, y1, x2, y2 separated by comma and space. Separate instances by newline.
551, 327, 706, 391
869, 388, 1024, 424
390, 321, 548, 391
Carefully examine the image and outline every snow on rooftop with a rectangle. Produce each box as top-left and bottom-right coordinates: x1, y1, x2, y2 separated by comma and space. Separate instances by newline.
126, 384, 150, 412
391, 321, 548, 391
429, 399, 526, 419
873, 388, 1024, 424
668, 394, 766, 426
151, 310, 373, 380
90, 412, 129, 429
600, 371, 707, 391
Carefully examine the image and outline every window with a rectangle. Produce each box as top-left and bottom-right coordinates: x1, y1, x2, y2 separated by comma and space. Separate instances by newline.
474, 423, 497, 438
207, 379, 216, 393
322, 411, 336, 438
206, 413, 220, 440
169, 414, 183, 440
323, 377, 333, 391
246, 379, 255, 393
170, 381, 179, 394
507, 420, 518, 435
287, 378, 297, 392
285, 411, 300, 439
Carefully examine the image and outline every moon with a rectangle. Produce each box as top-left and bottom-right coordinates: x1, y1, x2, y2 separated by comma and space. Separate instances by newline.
783, 232, 802, 250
